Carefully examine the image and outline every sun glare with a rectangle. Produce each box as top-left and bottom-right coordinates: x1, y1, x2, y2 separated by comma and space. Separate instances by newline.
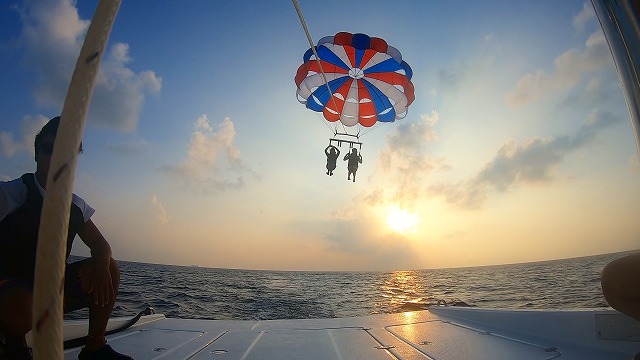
386, 206, 419, 234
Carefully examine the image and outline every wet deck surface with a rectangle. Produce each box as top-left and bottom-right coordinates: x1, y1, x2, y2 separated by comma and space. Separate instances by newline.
62, 308, 640, 360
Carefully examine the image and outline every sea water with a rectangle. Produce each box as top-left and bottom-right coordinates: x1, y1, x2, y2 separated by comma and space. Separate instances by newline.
65, 251, 630, 321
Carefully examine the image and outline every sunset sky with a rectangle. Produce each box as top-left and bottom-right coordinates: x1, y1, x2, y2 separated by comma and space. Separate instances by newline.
1, 0, 638, 271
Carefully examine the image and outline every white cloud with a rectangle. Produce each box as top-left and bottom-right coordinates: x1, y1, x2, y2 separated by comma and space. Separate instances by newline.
90, 44, 162, 131
0, 133, 18, 158
430, 110, 622, 209
572, 2, 596, 33
189, 115, 240, 166
369, 111, 450, 207
162, 115, 257, 193
326, 219, 420, 271
0, 115, 48, 158
292, 203, 422, 271
318, 111, 449, 256
18, 0, 88, 107
506, 28, 611, 107
151, 195, 169, 227
17, 0, 161, 132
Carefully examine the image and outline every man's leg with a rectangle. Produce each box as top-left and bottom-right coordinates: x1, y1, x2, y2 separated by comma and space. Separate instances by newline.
66, 259, 132, 359
601, 252, 640, 321
0, 281, 33, 359
0, 283, 32, 337
85, 258, 120, 351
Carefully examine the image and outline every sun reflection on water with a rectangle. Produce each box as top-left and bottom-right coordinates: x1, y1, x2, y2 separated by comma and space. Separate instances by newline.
381, 271, 430, 313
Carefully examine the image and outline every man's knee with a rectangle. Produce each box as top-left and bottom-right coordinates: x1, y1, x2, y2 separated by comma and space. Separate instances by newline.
0, 286, 33, 336
601, 261, 620, 304
601, 254, 640, 304
109, 257, 120, 288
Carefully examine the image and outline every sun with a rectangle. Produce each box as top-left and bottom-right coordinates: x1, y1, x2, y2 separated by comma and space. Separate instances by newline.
386, 206, 419, 234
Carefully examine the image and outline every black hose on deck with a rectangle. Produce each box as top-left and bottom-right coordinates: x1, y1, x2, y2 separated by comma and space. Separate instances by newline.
63, 307, 155, 350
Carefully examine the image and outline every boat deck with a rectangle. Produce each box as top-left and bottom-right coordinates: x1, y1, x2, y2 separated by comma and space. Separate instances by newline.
60, 307, 640, 360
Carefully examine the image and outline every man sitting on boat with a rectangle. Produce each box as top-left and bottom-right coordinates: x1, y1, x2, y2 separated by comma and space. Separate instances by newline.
0, 117, 133, 360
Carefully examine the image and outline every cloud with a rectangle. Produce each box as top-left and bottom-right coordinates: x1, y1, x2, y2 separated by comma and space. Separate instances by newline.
298, 203, 422, 271
17, 0, 161, 132
430, 110, 622, 209
0, 133, 18, 158
90, 44, 162, 131
369, 111, 450, 207
151, 195, 169, 227
572, 2, 596, 33
555, 76, 620, 110
311, 112, 448, 265
161, 115, 257, 193
18, 0, 88, 106
0, 115, 48, 157
505, 30, 612, 107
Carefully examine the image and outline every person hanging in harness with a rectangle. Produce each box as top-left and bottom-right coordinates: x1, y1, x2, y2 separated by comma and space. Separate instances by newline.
343, 148, 363, 182
324, 144, 340, 176
0, 117, 133, 360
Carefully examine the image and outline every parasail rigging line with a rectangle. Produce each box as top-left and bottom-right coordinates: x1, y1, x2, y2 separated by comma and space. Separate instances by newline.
31, 1, 122, 358
358, 122, 384, 138
314, 111, 341, 135
292, 0, 348, 137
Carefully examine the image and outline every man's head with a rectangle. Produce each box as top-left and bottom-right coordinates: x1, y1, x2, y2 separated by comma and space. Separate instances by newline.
34, 116, 83, 160
34, 116, 61, 160
33, 116, 83, 185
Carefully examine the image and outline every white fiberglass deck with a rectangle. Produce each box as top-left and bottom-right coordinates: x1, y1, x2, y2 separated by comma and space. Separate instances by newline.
59, 307, 639, 360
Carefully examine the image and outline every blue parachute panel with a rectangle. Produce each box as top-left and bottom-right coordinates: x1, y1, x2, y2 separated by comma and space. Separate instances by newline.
307, 77, 349, 111
362, 79, 396, 122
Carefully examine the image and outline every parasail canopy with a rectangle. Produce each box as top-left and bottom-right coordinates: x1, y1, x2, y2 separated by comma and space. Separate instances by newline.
295, 32, 415, 129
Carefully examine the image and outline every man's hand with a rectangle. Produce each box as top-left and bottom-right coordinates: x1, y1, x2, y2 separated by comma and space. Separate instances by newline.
76, 219, 115, 307
79, 257, 115, 307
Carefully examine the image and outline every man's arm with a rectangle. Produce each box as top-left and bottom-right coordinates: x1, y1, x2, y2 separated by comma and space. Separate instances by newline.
76, 219, 115, 307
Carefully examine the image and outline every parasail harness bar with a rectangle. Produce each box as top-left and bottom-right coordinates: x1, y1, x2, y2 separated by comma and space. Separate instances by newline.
329, 132, 362, 149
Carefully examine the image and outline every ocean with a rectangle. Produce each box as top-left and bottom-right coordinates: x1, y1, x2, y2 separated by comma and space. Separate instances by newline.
64, 251, 630, 321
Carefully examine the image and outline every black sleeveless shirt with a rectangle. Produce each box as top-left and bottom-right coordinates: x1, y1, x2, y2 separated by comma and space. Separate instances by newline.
0, 173, 85, 281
